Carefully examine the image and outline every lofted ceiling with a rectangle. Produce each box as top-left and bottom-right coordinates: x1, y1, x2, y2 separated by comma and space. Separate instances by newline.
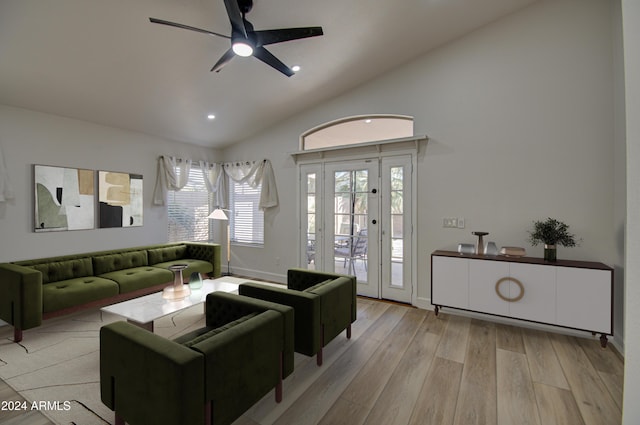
0, 0, 538, 149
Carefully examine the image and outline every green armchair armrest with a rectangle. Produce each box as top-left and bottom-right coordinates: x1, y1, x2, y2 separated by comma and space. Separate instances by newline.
195, 309, 284, 425
205, 291, 296, 378
0, 263, 43, 341
100, 321, 206, 425
239, 282, 321, 357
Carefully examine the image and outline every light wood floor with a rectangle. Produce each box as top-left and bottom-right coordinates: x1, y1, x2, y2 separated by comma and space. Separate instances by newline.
0, 297, 624, 425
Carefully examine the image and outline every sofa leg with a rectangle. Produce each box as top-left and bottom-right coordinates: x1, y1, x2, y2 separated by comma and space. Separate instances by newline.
115, 412, 125, 425
275, 353, 283, 403
14, 327, 22, 343
346, 324, 352, 339
317, 326, 324, 366
205, 401, 212, 424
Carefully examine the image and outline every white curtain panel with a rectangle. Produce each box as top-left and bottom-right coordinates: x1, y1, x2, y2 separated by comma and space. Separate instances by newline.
200, 160, 226, 208
152, 156, 191, 205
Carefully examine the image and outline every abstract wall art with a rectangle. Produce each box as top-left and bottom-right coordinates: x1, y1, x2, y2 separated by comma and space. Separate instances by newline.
34, 165, 95, 232
98, 171, 143, 228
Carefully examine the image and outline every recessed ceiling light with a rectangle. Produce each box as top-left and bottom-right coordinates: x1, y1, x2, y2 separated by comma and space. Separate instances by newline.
207, 114, 216, 120
292, 65, 301, 72
364, 119, 372, 124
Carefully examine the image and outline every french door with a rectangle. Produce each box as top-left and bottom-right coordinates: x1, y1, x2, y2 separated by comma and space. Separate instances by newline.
300, 155, 413, 304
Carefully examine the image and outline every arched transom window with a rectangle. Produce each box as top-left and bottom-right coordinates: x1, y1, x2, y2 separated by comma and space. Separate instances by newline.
300, 115, 414, 151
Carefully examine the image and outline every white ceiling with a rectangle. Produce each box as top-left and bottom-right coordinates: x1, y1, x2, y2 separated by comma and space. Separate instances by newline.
0, 0, 538, 149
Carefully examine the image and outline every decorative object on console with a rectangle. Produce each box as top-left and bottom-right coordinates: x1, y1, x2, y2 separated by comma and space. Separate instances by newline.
484, 241, 498, 256
528, 217, 578, 262
208, 208, 232, 275
472, 231, 489, 254
499, 246, 526, 257
163, 263, 191, 301
458, 243, 475, 254
189, 271, 203, 289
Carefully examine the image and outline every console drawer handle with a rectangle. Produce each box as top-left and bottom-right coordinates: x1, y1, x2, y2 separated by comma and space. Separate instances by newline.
495, 277, 525, 302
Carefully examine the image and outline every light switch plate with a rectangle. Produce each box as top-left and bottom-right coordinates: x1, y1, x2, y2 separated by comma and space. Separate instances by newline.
443, 217, 458, 228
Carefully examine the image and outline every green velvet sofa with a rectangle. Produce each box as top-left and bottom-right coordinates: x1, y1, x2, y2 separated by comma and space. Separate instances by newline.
100, 292, 294, 425
239, 268, 357, 366
0, 242, 220, 342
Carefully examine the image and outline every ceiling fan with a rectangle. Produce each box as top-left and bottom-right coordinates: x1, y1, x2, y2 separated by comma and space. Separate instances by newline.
149, 0, 323, 77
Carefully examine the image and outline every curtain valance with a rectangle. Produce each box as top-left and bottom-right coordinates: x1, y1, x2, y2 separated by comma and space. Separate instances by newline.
222, 160, 279, 210
153, 156, 278, 210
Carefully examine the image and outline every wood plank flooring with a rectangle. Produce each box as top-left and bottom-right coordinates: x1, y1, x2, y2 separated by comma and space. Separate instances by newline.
239, 297, 623, 425
0, 297, 624, 425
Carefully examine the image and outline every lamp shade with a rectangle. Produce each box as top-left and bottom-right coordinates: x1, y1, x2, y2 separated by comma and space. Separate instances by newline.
208, 208, 229, 220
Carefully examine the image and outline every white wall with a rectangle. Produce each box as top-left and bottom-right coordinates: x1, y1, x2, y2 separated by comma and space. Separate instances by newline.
224, 0, 621, 336
622, 0, 640, 422
0, 0, 635, 420
0, 105, 221, 262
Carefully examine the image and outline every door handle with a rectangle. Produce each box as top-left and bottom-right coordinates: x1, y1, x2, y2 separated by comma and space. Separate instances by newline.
371, 188, 377, 194
372, 219, 377, 225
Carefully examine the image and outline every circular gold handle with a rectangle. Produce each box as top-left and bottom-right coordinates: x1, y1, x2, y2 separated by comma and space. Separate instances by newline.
495, 277, 525, 302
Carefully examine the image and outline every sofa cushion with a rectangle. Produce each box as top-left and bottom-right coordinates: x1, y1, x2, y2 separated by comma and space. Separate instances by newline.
147, 245, 187, 265
42, 277, 119, 313
99, 266, 173, 293
174, 312, 259, 347
93, 251, 148, 275
30, 258, 93, 284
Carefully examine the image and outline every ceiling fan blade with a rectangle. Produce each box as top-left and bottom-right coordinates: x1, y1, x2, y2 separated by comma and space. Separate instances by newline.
253, 46, 294, 77
211, 48, 236, 73
149, 17, 230, 39
223, 0, 247, 37
254, 27, 323, 47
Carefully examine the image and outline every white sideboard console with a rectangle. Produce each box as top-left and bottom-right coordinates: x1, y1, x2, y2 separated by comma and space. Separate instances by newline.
431, 250, 614, 347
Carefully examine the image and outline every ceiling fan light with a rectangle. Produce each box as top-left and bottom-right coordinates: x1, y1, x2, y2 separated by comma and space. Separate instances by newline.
232, 41, 254, 57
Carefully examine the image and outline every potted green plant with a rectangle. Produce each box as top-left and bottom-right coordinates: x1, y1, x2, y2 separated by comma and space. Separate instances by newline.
528, 217, 578, 261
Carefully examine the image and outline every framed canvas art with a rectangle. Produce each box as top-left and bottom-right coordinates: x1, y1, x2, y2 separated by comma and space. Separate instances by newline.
34, 165, 95, 232
98, 170, 143, 228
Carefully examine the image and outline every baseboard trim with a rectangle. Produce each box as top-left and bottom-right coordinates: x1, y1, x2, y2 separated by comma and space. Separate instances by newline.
229, 267, 286, 284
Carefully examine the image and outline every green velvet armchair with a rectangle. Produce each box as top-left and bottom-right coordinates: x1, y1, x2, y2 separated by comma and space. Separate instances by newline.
100, 292, 294, 425
239, 268, 356, 366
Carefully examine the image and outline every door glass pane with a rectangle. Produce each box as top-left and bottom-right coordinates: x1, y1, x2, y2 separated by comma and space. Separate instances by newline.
334, 169, 368, 283
390, 166, 404, 287
305, 172, 317, 269
334, 171, 350, 192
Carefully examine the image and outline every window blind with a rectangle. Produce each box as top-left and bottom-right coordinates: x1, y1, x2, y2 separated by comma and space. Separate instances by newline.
167, 166, 212, 242
229, 180, 264, 245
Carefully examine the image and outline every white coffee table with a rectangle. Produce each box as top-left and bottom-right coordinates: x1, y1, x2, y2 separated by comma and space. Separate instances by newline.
101, 277, 243, 332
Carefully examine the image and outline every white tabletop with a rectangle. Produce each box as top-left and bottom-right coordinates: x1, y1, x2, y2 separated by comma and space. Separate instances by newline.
101, 278, 241, 325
